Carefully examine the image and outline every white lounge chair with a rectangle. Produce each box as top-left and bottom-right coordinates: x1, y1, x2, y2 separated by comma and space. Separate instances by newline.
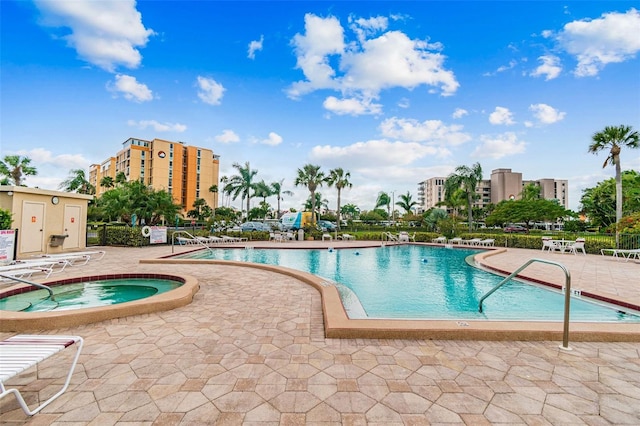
339, 233, 355, 241
322, 233, 333, 241
36, 250, 106, 265
462, 238, 482, 246
601, 248, 640, 261
385, 232, 398, 242
448, 237, 463, 245
479, 239, 495, 247
0, 335, 84, 416
432, 236, 447, 244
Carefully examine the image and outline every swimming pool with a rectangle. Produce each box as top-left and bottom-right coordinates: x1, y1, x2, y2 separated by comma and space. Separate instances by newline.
0, 278, 182, 312
179, 245, 640, 322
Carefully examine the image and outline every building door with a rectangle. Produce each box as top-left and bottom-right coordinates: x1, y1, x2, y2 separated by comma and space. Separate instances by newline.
20, 201, 45, 253
63, 205, 81, 249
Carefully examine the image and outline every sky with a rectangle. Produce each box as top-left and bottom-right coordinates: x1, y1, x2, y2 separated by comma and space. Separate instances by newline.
1, 1, 639, 213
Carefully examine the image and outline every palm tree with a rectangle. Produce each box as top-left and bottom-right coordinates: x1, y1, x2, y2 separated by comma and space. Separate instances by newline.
304, 192, 329, 214
396, 191, 418, 215
326, 168, 352, 231
100, 176, 115, 190
225, 162, 258, 219
115, 171, 127, 185
209, 184, 218, 220
375, 192, 391, 220
270, 179, 293, 218
444, 162, 483, 232
589, 125, 639, 247
219, 175, 228, 207
0, 155, 37, 186
294, 164, 325, 225
253, 180, 273, 219
59, 168, 95, 194
340, 203, 360, 220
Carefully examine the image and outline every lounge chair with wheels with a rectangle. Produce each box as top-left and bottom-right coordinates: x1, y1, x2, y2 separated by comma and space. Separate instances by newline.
0, 335, 84, 416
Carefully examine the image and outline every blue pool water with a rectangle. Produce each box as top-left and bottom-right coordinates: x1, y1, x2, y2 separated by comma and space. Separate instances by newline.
180, 245, 640, 322
0, 278, 182, 312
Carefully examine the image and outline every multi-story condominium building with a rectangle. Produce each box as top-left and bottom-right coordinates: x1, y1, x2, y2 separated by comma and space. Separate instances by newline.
417, 168, 569, 213
89, 137, 220, 213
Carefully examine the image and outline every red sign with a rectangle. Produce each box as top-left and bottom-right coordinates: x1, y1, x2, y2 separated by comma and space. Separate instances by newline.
31, 216, 37, 222
70, 217, 75, 223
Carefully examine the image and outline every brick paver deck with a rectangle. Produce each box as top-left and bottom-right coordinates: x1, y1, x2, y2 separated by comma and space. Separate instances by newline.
1, 243, 638, 424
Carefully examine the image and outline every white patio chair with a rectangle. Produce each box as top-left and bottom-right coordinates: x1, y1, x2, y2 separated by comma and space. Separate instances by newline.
567, 238, 586, 255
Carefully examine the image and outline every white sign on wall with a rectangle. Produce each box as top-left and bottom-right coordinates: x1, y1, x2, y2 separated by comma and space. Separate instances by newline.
0, 229, 16, 263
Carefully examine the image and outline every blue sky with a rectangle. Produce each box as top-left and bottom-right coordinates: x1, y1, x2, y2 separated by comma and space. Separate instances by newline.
1, 1, 639, 213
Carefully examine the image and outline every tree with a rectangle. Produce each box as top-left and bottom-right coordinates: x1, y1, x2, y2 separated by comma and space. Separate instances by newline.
485, 198, 571, 229
115, 172, 127, 185
96, 181, 181, 225
187, 198, 210, 221
225, 162, 258, 219
294, 164, 325, 225
375, 192, 391, 220
589, 125, 639, 246
580, 170, 640, 228
423, 208, 448, 232
520, 183, 541, 201
396, 191, 418, 215
437, 188, 466, 218
100, 176, 115, 190
304, 192, 329, 213
209, 184, 218, 220
444, 162, 483, 232
0, 155, 37, 186
326, 168, 352, 230
270, 179, 293, 218
0, 208, 12, 230
340, 203, 360, 220
59, 168, 95, 195
252, 180, 274, 220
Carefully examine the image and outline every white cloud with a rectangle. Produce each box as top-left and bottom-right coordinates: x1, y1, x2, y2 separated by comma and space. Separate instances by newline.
348, 15, 388, 43
15, 148, 89, 169
310, 139, 444, 169
323, 96, 382, 116
530, 55, 562, 80
397, 98, 410, 108
34, 0, 154, 72
260, 132, 283, 146
248, 35, 264, 59
529, 103, 566, 124
554, 8, 640, 77
287, 13, 459, 107
197, 76, 225, 105
489, 107, 515, 125
108, 74, 153, 102
127, 120, 187, 132
472, 132, 526, 159
452, 108, 468, 119
379, 117, 471, 147
215, 130, 240, 144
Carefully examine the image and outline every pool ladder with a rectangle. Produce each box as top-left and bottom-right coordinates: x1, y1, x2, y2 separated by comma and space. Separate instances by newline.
478, 258, 573, 350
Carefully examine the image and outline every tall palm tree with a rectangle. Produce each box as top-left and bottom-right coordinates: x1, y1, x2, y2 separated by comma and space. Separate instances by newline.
396, 191, 418, 215
0, 155, 37, 186
209, 184, 218, 220
253, 180, 273, 219
294, 164, 325, 225
115, 171, 127, 185
270, 179, 293, 218
444, 162, 483, 232
59, 168, 95, 194
326, 168, 352, 231
304, 192, 329, 213
589, 125, 639, 247
375, 192, 391, 219
219, 175, 229, 207
225, 162, 258, 219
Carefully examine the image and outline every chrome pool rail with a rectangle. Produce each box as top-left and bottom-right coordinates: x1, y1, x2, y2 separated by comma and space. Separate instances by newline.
478, 258, 573, 350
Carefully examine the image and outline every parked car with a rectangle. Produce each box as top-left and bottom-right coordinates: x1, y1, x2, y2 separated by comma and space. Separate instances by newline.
503, 224, 529, 233
318, 220, 336, 232
240, 221, 271, 232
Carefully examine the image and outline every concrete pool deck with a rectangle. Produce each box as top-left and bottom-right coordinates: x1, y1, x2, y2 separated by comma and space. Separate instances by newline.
1, 242, 639, 423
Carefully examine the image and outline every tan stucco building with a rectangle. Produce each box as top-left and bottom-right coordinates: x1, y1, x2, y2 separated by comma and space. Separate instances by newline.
0, 186, 93, 258
89, 137, 220, 213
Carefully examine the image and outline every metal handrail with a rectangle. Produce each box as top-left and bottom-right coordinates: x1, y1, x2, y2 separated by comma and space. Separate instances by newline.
171, 230, 213, 254
0, 273, 55, 300
478, 258, 573, 350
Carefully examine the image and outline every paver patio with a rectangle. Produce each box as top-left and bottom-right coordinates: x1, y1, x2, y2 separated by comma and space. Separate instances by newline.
1, 243, 638, 424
